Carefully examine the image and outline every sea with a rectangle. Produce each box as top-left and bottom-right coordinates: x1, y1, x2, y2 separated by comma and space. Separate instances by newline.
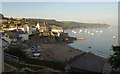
65, 27, 118, 58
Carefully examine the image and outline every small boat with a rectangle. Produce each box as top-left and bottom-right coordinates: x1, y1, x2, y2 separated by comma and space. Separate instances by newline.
113, 36, 117, 39
91, 33, 94, 35
89, 46, 91, 48
72, 30, 77, 34
96, 31, 98, 33
88, 31, 90, 34
77, 38, 85, 40
100, 30, 103, 33
79, 30, 82, 33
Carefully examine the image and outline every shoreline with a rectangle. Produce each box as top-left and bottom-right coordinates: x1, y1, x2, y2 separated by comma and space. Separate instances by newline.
28, 35, 85, 62
28, 34, 107, 62
39, 43, 85, 62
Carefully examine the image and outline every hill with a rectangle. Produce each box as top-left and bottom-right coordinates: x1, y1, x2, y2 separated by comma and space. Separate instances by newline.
0, 13, 110, 29
25, 19, 110, 29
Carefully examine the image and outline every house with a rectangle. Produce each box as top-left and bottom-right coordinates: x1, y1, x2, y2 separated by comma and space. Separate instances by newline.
2, 39, 9, 48
39, 25, 48, 32
23, 24, 32, 34
8, 26, 25, 31
1, 32, 12, 43
18, 30, 29, 41
32, 26, 38, 33
36, 22, 40, 30
50, 25, 64, 33
5, 29, 29, 42
65, 52, 106, 73
24, 24, 38, 34
50, 25, 64, 37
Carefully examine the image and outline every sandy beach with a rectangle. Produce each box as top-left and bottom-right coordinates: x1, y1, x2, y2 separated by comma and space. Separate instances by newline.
40, 43, 85, 62
28, 35, 85, 62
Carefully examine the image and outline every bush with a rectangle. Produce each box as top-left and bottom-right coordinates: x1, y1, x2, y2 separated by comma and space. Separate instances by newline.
6, 46, 26, 60
109, 45, 120, 69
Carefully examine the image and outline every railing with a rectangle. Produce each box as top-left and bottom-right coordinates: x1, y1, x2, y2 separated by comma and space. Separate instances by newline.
4, 53, 19, 62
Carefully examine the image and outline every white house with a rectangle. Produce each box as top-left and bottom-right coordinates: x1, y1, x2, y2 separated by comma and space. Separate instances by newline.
5, 30, 29, 42
24, 24, 37, 34
51, 26, 64, 33
18, 32, 29, 41
50, 26, 64, 37
36, 22, 40, 30
1, 35, 12, 44
8, 27, 25, 31
2, 39, 9, 48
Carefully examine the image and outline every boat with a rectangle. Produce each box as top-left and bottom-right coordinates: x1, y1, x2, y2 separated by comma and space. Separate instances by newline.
100, 30, 103, 33
113, 36, 116, 39
79, 30, 82, 33
91, 33, 94, 35
88, 46, 91, 48
77, 38, 85, 40
72, 30, 77, 34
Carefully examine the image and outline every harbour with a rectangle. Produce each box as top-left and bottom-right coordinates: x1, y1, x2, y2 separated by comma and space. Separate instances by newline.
65, 27, 118, 58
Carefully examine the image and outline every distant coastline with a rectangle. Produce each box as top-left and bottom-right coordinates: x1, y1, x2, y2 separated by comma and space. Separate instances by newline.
1, 13, 111, 29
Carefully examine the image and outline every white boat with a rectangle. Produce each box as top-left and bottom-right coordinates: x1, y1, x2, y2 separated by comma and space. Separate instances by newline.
100, 30, 103, 33
88, 31, 90, 34
91, 33, 94, 35
113, 36, 117, 39
72, 30, 77, 34
85, 29, 87, 33
96, 31, 98, 33
79, 30, 82, 33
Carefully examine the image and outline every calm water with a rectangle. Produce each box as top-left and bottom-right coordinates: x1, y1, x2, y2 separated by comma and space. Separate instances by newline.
65, 27, 118, 58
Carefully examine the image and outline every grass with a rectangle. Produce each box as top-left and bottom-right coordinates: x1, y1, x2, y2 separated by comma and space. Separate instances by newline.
5, 59, 44, 71
24, 58, 65, 71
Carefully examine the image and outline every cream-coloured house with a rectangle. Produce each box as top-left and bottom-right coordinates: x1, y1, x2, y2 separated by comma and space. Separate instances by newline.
23, 24, 33, 34
50, 26, 64, 37
50, 26, 64, 33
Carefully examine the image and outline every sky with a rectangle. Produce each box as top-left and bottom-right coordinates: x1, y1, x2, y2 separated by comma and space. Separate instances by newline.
1, 2, 118, 27
1, 0, 119, 2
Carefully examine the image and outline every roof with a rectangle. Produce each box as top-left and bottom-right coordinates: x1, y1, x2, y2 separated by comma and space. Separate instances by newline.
17, 31, 26, 34
69, 52, 106, 72
6, 30, 27, 39
11, 29, 27, 34
51, 26, 63, 30
2, 39, 9, 46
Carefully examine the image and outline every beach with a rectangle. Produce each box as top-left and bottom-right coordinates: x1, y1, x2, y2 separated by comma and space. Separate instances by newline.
28, 35, 85, 62
40, 43, 85, 62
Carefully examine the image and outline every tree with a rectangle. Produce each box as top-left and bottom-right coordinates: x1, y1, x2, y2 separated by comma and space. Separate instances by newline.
109, 45, 120, 70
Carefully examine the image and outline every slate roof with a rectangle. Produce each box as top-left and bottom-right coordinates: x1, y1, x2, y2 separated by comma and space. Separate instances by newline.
6, 30, 27, 39
2, 39, 9, 46
69, 52, 106, 72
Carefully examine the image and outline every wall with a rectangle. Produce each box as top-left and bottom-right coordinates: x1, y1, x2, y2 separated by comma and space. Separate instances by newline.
0, 40, 4, 73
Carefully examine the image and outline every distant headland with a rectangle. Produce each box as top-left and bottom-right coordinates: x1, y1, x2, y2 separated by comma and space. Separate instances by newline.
0, 13, 110, 29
